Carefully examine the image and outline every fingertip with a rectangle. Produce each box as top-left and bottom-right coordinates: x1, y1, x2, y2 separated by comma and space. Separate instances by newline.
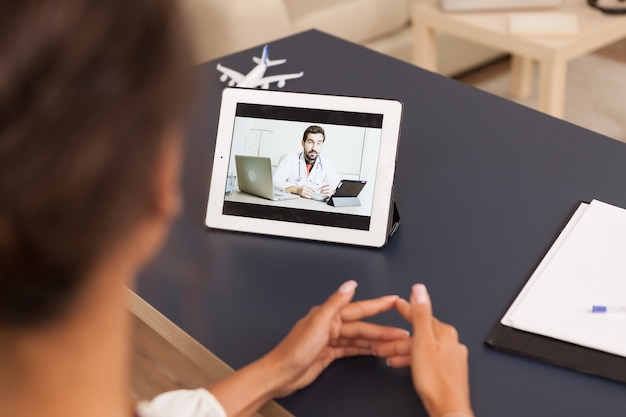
394, 297, 412, 321
338, 279, 358, 294
385, 356, 412, 368
410, 284, 433, 333
411, 283, 430, 305
317, 280, 357, 319
378, 294, 399, 303
380, 294, 400, 307
381, 328, 412, 341
396, 297, 410, 307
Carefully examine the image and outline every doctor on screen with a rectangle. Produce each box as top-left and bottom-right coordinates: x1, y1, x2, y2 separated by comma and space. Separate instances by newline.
273, 125, 340, 200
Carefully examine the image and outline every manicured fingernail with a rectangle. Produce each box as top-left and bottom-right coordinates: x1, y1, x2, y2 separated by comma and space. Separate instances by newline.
385, 358, 392, 367
338, 280, 358, 294
413, 284, 429, 304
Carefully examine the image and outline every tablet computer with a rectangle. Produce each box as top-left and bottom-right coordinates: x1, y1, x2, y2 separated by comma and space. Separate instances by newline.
205, 88, 402, 247
333, 179, 367, 198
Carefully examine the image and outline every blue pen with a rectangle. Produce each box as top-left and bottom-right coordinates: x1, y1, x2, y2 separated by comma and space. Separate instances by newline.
591, 305, 626, 314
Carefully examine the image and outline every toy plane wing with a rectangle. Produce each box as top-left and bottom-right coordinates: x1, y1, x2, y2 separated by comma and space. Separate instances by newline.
216, 45, 303, 89
216, 63, 245, 86
248, 72, 304, 89
252, 56, 287, 67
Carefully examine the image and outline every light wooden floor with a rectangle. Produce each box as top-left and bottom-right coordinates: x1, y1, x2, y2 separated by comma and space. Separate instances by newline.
130, 38, 626, 413
128, 291, 293, 417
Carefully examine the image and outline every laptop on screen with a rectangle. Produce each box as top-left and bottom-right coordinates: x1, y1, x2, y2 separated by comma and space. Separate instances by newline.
234, 155, 299, 201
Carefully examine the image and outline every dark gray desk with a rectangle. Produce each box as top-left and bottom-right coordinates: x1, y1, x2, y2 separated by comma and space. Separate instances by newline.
137, 30, 626, 416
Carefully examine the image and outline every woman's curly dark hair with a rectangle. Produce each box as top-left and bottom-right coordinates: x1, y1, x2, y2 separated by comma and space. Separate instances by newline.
0, 0, 192, 326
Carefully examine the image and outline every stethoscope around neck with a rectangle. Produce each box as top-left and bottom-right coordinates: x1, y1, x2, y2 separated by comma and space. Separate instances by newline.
296, 152, 323, 183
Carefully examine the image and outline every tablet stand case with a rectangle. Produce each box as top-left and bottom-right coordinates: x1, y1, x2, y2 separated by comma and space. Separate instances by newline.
328, 196, 361, 207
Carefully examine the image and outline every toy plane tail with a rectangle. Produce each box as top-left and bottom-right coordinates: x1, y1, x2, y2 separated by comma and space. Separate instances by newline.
261, 45, 269, 65
253, 45, 287, 67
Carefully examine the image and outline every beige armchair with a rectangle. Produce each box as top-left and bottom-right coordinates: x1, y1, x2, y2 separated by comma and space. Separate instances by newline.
180, 0, 412, 64
179, 0, 500, 76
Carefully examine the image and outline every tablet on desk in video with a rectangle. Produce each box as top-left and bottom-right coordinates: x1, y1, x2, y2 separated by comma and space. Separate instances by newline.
334, 179, 367, 197
205, 88, 402, 247
327, 180, 367, 208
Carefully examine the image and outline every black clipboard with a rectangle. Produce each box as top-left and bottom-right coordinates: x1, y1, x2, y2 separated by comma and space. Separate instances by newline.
485, 201, 626, 384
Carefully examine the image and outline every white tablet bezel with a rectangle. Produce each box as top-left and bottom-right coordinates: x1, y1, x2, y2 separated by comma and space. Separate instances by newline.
205, 88, 402, 247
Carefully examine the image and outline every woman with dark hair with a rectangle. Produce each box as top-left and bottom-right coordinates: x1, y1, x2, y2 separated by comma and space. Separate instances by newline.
0, 1, 473, 417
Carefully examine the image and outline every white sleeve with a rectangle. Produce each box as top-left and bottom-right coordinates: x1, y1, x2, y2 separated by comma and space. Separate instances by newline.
136, 388, 227, 417
272, 153, 296, 191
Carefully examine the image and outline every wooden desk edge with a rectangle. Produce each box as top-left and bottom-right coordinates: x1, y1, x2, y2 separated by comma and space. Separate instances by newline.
127, 289, 295, 417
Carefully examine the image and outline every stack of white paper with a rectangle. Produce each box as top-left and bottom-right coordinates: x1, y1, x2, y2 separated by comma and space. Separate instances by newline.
502, 200, 626, 358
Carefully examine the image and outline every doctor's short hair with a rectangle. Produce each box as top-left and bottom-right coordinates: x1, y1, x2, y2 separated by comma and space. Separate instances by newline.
0, 0, 191, 327
302, 125, 325, 142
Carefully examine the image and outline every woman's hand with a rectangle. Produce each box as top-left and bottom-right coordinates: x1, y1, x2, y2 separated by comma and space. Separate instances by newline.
373, 284, 474, 417
262, 280, 410, 398
208, 280, 409, 417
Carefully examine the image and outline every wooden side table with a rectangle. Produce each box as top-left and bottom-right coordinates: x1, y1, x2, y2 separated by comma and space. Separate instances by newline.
412, 0, 626, 117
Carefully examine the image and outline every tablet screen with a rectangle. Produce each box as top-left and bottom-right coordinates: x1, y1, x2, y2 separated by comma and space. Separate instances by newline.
222, 103, 382, 230
206, 88, 402, 247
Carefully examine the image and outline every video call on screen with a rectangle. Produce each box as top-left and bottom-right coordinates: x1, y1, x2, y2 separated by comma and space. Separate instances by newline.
222, 103, 384, 230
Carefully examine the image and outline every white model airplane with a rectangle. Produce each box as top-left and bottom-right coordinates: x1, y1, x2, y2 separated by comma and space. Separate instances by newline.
216, 45, 304, 89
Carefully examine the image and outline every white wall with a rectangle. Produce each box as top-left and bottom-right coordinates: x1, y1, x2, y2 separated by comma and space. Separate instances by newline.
229, 117, 381, 186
